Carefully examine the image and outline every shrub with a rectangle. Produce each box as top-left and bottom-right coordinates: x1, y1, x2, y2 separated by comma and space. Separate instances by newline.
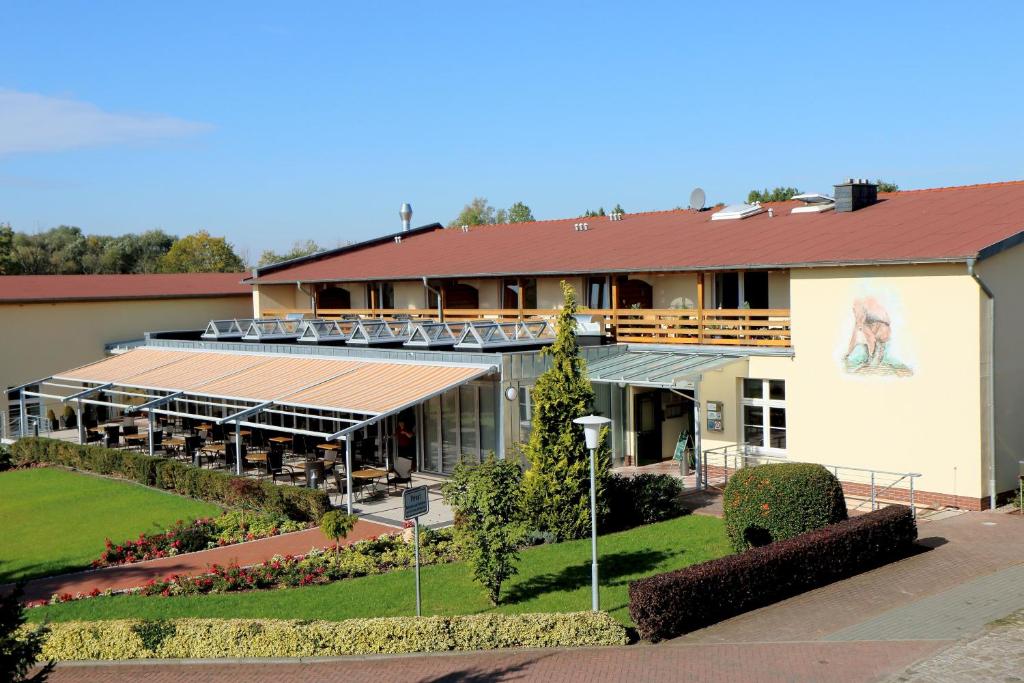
11, 438, 328, 522
0, 444, 12, 472
2, 584, 53, 682
723, 462, 847, 551
320, 511, 358, 550
628, 505, 917, 642
604, 473, 683, 531
443, 455, 528, 605
30, 613, 627, 660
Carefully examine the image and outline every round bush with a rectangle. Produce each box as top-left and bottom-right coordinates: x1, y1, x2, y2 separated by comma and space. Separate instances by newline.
723, 462, 847, 552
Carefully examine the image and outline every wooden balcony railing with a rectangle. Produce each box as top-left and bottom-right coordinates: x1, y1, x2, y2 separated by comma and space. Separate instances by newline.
258, 307, 792, 347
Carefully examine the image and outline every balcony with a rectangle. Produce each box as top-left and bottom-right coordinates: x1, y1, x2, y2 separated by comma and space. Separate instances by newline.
258, 307, 792, 348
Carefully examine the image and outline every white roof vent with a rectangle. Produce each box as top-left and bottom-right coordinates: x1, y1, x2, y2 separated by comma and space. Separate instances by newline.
790, 192, 836, 214
710, 203, 765, 221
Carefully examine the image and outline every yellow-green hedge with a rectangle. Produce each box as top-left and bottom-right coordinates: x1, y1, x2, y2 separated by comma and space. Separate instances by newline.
30, 613, 627, 660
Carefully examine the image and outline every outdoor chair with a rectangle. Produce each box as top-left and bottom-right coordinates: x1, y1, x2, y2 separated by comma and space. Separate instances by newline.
184, 435, 203, 465
274, 463, 304, 486
150, 430, 164, 452
388, 457, 414, 491
104, 425, 120, 448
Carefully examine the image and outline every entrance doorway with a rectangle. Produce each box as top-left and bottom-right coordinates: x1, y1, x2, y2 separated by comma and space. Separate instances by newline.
634, 392, 662, 465
632, 388, 696, 466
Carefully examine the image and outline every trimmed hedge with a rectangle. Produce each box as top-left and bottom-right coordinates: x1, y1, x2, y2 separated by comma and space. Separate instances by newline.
29, 613, 628, 660
604, 473, 684, 531
628, 505, 918, 642
723, 462, 847, 552
11, 438, 329, 523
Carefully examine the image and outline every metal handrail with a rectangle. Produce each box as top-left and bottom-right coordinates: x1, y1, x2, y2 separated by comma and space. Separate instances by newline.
701, 443, 921, 517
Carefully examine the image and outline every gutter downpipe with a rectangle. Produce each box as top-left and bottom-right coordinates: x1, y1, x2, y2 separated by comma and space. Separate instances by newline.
422, 277, 443, 322
968, 258, 997, 510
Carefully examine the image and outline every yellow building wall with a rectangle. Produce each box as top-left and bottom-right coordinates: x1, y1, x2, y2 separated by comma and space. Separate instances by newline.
253, 284, 302, 315
393, 281, 425, 309
695, 263, 985, 500
538, 277, 583, 308
976, 245, 1024, 497
1, 295, 252, 417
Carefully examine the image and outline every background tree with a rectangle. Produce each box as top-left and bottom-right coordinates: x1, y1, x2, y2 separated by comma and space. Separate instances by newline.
611, 203, 625, 215
442, 454, 527, 605
876, 179, 899, 192
581, 207, 606, 218
0, 583, 53, 682
506, 201, 535, 223
449, 197, 498, 227
158, 230, 247, 272
0, 224, 14, 275
747, 187, 800, 203
258, 239, 324, 267
521, 281, 610, 541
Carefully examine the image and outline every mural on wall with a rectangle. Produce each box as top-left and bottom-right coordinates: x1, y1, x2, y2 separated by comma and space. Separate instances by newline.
840, 294, 914, 377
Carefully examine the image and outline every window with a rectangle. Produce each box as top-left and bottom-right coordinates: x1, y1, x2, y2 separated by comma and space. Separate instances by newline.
714, 271, 770, 309
503, 278, 537, 309
421, 384, 496, 474
740, 378, 786, 452
586, 276, 611, 309
518, 386, 532, 440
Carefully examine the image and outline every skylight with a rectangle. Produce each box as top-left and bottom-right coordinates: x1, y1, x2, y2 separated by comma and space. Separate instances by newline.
710, 203, 765, 221
791, 193, 836, 214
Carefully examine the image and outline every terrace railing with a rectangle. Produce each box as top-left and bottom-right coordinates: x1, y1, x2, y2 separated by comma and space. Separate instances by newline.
701, 444, 922, 516
259, 307, 792, 348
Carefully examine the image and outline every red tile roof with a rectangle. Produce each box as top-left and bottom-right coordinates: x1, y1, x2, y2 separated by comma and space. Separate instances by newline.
0, 273, 250, 303
254, 181, 1024, 283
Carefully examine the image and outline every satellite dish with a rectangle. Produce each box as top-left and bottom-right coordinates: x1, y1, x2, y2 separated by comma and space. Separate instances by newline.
689, 187, 706, 211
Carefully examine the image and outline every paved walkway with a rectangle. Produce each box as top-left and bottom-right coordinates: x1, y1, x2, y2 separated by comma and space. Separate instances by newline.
21, 519, 396, 602
44, 640, 948, 683
884, 610, 1024, 682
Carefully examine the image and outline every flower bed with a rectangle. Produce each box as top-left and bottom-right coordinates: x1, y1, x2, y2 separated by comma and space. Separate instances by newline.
93, 510, 309, 568
33, 528, 460, 607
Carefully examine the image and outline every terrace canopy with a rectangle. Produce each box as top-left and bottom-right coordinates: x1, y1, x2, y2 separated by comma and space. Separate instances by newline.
23, 347, 496, 512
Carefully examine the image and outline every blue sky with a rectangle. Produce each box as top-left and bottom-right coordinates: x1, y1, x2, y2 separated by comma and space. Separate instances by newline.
2, 2, 1022, 260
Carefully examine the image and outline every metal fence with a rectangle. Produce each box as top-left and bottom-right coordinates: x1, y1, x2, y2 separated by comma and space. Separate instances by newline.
702, 443, 922, 516
2, 409, 52, 440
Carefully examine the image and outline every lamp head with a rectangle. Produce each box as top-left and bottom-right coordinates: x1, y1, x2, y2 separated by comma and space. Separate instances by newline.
573, 415, 611, 450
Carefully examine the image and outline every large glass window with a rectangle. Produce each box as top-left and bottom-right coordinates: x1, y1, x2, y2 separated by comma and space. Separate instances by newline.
424, 396, 441, 472
586, 276, 611, 309
441, 389, 459, 472
459, 385, 479, 464
518, 386, 533, 441
479, 384, 497, 456
503, 278, 537, 309
740, 378, 786, 453
420, 384, 497, 474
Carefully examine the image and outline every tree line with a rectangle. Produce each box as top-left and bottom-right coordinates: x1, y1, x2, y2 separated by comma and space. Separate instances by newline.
0, 224, 247, 275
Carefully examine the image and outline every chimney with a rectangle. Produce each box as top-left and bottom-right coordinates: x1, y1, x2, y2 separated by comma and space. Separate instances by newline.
399, 202, 413, 231
833, 178, 877, 212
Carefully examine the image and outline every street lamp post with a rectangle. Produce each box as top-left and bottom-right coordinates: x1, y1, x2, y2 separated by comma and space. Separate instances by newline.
573, 414, 611, 612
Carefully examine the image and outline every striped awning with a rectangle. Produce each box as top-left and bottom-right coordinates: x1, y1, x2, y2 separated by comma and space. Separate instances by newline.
53, 347, 496, 416
586, 350, 746, 389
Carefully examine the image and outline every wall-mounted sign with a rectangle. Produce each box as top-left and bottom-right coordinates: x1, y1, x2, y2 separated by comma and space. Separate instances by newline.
706, 401, 724, 432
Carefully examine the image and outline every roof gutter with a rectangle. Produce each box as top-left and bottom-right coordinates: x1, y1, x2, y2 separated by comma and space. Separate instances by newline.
968, 258, 997, 510
297, 281, 315, 314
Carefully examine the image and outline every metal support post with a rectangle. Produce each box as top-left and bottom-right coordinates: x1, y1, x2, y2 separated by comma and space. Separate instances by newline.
413, 517, 422, 617
870, 471, 876, 511
345, 437, 354, 514
909, 476, 916, 519
76, 399, 84, 445
589, 446, 599, 612
235, 422, 243, 475
148, 412, 155, 457
19, 389, 27, 437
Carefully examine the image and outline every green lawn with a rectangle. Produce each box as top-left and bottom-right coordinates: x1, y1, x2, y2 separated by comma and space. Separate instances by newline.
27, 514, 729, 626
0, 468, 221, 583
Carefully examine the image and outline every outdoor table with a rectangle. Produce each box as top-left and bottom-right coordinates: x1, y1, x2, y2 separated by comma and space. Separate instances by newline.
352, 467, 387, 500
123, 433, 147, 450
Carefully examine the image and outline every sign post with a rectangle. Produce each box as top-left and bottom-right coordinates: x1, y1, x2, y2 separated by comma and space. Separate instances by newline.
403, 485, 430, 617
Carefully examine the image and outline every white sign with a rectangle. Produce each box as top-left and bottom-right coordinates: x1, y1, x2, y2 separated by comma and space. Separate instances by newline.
403, 485, 430, 520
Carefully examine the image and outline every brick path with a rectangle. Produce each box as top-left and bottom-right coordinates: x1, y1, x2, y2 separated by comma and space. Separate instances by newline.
44, 640, 948, 683
20, 519, 396, 602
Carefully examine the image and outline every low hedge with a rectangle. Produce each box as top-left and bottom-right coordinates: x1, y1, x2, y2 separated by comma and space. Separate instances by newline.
723, 462, 847, 551
29, 613, 628, 660
604, 473, 684, 531
628, 505, 917, 642
11, 438, 329, 523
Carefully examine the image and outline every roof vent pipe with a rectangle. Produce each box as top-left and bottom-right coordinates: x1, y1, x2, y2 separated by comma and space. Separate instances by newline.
400, 203, 413, 231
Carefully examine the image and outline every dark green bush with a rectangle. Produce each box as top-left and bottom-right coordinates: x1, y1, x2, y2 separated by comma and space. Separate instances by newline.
0, 444, 12, 472
723, 462, 847, 552
11, 438, 328, 522
604, 473, 684, 531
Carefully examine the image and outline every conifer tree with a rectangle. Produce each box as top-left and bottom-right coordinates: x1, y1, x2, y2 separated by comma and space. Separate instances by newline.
522, 281, 610, 540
